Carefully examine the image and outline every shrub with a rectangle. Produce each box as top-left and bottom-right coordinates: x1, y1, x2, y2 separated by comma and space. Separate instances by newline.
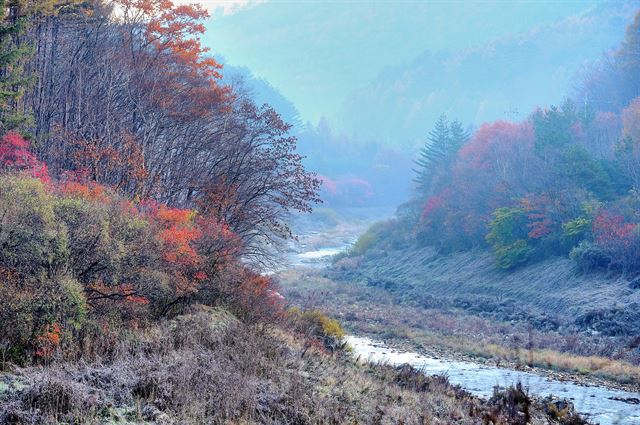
289, 307, 345, 349
561, 217, 591, 248
351, 221, 386, 256
487, 208, 534, 269
0, 274, 88, 363
590, 210, 640, 272
570, 241, 611, 272
0, 176, 68, 279
493, 240, 534, 270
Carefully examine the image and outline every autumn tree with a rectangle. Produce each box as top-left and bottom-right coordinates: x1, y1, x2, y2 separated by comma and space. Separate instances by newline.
11, 0, 319, 266
577, 10, 640, 113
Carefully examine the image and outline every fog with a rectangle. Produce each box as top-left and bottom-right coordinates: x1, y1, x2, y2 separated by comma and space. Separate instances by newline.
207, 0, 638, 208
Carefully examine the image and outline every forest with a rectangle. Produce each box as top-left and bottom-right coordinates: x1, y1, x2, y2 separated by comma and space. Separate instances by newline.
396, 12, 640, 272
0, 0, 328, 356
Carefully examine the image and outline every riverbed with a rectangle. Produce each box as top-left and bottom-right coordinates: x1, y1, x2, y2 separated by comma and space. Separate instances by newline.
283, 208, 640, 424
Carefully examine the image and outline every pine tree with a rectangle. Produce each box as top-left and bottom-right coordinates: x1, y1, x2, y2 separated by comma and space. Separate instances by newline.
414, 116, 471, 198
0, 0, 33, 132
413, 114, 450, 196
448, 119, 470, 154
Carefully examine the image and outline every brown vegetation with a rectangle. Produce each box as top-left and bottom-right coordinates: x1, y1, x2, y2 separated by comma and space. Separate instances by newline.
0, 306, 586, 424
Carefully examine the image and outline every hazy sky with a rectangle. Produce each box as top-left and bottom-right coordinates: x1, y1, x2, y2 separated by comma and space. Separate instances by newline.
201, 0, 610, 123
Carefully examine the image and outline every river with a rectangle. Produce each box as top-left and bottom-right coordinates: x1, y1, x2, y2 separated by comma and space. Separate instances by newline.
285, 208, 640, 425
346, 335, 640, 425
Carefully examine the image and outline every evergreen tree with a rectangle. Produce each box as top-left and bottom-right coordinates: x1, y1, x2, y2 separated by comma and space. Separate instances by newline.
449, 119, 470, 154
414, 115, 469, 197
0, 0, 33, 132
413, 114, 449, 196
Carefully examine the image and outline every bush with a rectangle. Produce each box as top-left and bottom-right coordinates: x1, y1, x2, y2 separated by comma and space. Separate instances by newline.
0, 171, 285, 365
493, 240, 534, 270
0, 176, 68, 279
570, 241, 611, 272
486, 207, 528, 247
0, 274, 87, 363
487, 208, 534, 269
289, 307, 345, 350
561, 217, 591, 248
351, 221, 386, 255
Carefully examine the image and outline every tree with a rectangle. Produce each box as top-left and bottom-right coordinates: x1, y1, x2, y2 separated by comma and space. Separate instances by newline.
449, 119, 470, 152
486, 207, 533, 270
615, 97, 640, 190
414, 114, 450, 196
0, 0, 33, 131
413, 115, 468, 198
615, 10, 640, 103
11, 0, 319, 265
532, 100, 577, 155
0, 0, 78, 133
576, 10, 640, 113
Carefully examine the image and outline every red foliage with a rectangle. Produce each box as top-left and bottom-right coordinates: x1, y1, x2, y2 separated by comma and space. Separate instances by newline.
235, 272, 285, 321
451, 121, 536, 241
593, 211, 637, 248
0, 132, 50, 183
196, 214, 241, 270
520, 195, 555, 239
420, 189, 450, 225
458, 121, 534, 171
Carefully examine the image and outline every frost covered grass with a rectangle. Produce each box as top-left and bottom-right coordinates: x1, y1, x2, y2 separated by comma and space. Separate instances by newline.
0, 305, 580, 424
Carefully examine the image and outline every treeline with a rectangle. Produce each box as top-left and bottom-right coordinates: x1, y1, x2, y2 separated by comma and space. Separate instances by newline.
406, 11, 640, 272
1, 0, 320, 262
0, 0, 321, 363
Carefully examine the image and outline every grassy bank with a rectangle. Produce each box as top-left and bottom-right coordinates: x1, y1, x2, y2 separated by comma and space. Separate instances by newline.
0, 305, 583, 425
278, 267, 640, 390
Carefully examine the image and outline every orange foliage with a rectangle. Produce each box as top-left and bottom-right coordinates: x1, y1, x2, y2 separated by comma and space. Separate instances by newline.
60, 179, 110, 203
35, 323, 62, 359
119, 0, 231, 118
155, 206, 202, 265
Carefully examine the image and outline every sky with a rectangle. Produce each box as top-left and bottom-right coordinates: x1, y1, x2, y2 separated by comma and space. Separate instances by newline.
200, 0, 613, 124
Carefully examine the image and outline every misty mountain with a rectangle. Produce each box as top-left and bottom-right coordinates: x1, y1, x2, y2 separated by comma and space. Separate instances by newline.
337, 2, 636, 148
221, 63, 304, 130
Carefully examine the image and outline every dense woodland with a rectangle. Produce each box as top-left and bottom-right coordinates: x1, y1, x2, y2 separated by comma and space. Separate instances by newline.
402, 11, 640, 272
0, 0, 323, 365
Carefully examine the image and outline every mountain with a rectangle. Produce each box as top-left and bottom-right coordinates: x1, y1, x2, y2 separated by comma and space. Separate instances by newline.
337, 2, 637, 148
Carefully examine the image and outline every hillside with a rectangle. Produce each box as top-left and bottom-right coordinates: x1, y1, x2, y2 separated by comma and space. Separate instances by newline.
333, 245, 639, 328
6, 303, 572, 424
279, 243, 640, 391
337, 2, 635, 146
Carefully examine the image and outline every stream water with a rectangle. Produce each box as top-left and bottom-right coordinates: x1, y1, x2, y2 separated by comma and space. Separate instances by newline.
286, 209, 640, 424
346, 335, 640, 425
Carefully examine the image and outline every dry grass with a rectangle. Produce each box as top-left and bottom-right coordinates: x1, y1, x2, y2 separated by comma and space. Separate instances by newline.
0, 305, 581, 424
278, 267, 640, 388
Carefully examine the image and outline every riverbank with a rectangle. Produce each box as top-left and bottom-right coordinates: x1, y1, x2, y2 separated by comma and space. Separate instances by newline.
277, 266, 640, 393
